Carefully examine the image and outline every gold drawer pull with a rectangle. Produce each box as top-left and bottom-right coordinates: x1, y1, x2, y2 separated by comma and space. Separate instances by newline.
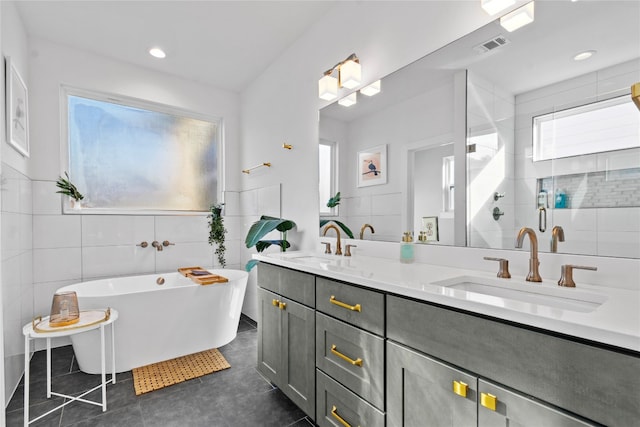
453, 380, 468, 398
330, 295, 361, 312
278, 301, 287, 310
331, 344, 363, 367
272, 299, 279, 307
481, 392, 497, 411
331, 405, 355, 427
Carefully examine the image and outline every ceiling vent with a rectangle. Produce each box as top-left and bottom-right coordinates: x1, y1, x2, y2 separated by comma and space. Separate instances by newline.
474, 35, 510, 54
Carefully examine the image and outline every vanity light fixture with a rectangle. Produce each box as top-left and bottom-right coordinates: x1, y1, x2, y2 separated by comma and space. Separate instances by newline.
573, 50, 596, 61
318, 53, 361, 100
149, 47, 166, 59
481, 0, 515, 16
500, 1, 535, 32
338, 92, 357, 107
360, 80, 381, 96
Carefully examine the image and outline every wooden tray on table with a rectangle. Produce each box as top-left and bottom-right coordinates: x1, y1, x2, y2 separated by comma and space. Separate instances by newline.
177, 266, 229, 285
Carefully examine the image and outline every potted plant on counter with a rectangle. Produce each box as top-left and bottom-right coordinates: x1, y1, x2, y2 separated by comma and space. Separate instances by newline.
208, 203, 227, 268
55, 172, 84, 210
244, 215, 296, 271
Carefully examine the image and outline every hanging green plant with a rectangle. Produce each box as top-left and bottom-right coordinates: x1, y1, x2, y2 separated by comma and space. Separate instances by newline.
55, 172, 84, 202
208, 203, 227, 268
244, 215, 296, 271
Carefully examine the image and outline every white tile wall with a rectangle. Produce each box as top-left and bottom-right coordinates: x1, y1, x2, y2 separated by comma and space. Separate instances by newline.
82, 215, 154, 246
32, 180, 62, 215
155, 242, 214, 272
155, 215, 209, 243
33, 215, 81, 248
82, 245, 155, 278
33, 248, 82, 283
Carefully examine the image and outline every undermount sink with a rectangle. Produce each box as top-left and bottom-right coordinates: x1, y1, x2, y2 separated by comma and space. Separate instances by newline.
432, 276, 608, 313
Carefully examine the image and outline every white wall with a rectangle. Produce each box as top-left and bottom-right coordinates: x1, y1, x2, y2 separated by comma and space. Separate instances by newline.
514, 59, 640, 257
2, 34, 244, 405
240, 1, 496, 242
2, 0, 32, 407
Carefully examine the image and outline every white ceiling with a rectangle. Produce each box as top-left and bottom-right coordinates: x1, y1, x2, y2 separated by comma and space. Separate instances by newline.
15, 1, 337, 93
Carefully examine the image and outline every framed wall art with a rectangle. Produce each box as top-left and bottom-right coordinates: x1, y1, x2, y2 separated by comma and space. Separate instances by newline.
5, 57, 30, 157
421, 216, 439, 242
357, 144, 387, 187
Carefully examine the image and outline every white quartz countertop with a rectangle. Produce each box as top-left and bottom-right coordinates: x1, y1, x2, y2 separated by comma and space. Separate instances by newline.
254, 251, 640, 352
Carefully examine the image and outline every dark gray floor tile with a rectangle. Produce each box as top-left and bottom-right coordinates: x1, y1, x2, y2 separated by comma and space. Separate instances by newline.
5, 397, 64, 427
217, 388, 306, 427
29, 345, 76, 379
237, 319, 256, 333
218, 344, 257, 370
199, 365, 274, 398
60, 378, 138, 426
136, 376, 203, 402
66, 404, 145, 427
287, 416, 316, 426
139, 381, 229, 427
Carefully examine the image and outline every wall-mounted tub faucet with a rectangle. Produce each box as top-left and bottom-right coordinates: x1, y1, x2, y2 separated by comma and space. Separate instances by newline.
151, 241, 163, 252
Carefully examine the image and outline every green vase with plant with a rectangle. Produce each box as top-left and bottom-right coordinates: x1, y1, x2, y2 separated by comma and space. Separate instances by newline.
55, 172, 84, 209
244, 215, 296, 271
208, 203, 227, 268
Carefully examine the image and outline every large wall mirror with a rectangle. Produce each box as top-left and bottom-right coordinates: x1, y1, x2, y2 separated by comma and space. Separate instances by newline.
319, 1, 640, 258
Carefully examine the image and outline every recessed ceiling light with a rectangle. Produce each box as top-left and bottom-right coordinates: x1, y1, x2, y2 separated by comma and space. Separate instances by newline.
149, 47, 166, 59
573, 50, 596, 61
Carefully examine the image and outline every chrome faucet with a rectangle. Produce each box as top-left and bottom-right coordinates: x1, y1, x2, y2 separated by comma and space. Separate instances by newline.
151, 241, 163, 252
515, 227, 542, 282
323, 224, 342, 255
360, 223, 375, 240
550, 226, 565, 253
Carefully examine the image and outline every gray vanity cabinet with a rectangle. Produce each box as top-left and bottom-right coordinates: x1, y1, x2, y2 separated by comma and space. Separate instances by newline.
257, 267, 316, 419
477, 380, 597, 427
387, 341, 477, 427
387, 340, 596, 427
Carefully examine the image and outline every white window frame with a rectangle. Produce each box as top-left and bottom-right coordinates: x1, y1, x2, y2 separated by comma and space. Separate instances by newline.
532, 95, 639, 162
319, 139, 338, 217
60, 85, 224, 215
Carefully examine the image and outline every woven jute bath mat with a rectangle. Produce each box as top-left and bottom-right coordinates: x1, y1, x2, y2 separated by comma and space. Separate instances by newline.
132, 348, 230, 395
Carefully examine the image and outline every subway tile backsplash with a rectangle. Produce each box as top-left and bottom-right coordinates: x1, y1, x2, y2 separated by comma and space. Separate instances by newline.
540, 167, 640, 209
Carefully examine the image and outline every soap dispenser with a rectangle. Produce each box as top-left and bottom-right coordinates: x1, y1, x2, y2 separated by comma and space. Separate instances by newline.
400, 232, 414, 264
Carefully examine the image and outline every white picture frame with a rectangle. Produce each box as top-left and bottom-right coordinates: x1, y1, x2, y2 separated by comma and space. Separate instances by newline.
5, 57, 30, 157
357, 144, 387, 187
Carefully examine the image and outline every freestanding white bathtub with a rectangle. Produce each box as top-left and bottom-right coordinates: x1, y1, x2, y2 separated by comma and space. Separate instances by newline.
56, 269, 248, 374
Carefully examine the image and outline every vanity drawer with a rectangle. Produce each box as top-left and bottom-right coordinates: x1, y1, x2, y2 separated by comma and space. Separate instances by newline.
316, 369, 385, 427
316, 312, 385, 410
258, 263, 315, 307
316, 277, 384, 335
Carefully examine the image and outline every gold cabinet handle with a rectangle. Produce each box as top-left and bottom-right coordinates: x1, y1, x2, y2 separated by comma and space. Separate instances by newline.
331, 344, 363, 367
453, 380, 468, 398
278, 301, 287, 310
272, 299, 279, 307
481, 392, 497, 411
330, 295, 361, 312
331, 405, 353, 427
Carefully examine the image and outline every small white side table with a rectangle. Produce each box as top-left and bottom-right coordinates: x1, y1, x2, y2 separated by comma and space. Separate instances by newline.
22, 308, 118, 426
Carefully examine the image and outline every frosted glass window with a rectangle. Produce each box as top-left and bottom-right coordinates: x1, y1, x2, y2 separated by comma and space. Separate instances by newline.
533, 96, 640, 161
66, 92, 220, 212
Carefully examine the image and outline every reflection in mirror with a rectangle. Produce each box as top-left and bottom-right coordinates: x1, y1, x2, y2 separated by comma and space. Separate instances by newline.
318, 0, 640, 258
